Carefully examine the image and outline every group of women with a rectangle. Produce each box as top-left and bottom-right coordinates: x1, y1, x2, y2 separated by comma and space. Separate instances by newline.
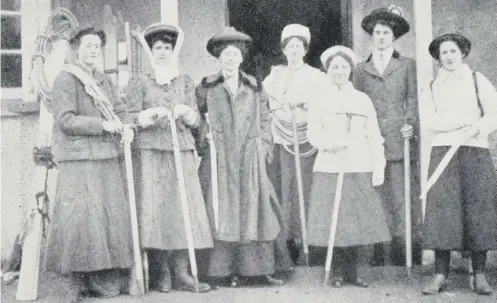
42, 5, 497, 302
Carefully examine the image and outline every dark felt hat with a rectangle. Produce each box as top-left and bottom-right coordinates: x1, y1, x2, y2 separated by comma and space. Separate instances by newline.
428, 33, 471, 60
361, 6, 410, 39
143, 23, 179, 48
69, 26, 106, 46
207, 27, 252, 57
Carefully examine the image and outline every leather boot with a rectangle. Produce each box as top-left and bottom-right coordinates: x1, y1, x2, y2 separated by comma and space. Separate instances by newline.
172, 250, 211, 293
422, 274, 447, 295
474, 273, 493, 295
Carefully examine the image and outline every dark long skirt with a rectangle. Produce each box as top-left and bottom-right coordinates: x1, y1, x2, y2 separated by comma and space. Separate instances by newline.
423, 146, 497, 250
44, 158, 133, 274
208, 241, 275, 277
133, 149, 213, 250
307, 172, 391, 247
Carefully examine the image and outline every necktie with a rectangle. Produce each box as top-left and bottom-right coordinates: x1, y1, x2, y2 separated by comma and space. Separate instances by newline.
378, 53, 387, 75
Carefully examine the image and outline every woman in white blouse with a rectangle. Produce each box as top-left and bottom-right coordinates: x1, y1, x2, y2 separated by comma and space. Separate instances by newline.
421, 33, 497, 296
306, 46, 391, 287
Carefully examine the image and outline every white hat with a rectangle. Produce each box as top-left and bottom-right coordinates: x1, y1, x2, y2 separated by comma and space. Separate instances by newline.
281, 24, 311, 45
320, 45, 357, 69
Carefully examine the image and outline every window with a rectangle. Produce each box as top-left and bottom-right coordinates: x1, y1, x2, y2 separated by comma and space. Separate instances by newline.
1, 0, 51, 105
1, 0, 22, 96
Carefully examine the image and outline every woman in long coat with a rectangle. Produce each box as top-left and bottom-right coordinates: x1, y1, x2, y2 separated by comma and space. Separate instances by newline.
263, 24, 329, 269
195, 27, 284, 287
44, 27, 132, 301
421, 33, 497, 296
307, 46, 391, 287
353, 5, 422, 266
125, 23, 212, 293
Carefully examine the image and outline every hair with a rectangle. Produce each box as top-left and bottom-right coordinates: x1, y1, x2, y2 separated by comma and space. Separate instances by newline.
214, 42, 249, 59
281, 36, 309, 52
146, 33, 177, 49
324, 51, 355, 71
436, 37, 469, 59
373, 20, 398, 38
69, 27, 106, 47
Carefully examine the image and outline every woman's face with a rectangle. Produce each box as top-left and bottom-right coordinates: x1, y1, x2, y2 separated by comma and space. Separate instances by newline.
327, 55, 352, 86
77, 34, 102, 67
152, 40, 174, 66
439, 41, 463, 71
373, 23, 394, 51
283, 37, 306, 63
219, 45, 243, 72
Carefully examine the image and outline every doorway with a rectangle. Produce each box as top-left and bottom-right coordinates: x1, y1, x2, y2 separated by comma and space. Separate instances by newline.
228, 0, 350, 82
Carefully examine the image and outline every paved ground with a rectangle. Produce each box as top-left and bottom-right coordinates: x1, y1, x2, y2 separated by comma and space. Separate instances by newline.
3, 263, 496, 303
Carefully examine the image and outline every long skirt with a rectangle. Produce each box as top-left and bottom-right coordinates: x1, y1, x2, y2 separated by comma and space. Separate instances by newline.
208, 240, 275, 277
44, 158, 133, 274
270, 143, 316, 241
307, 172, 391, 247
133, 149, 213, 250
423, 146, 497, 251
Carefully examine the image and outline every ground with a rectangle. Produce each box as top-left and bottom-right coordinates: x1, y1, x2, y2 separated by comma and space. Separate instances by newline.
2, 262, 496, 303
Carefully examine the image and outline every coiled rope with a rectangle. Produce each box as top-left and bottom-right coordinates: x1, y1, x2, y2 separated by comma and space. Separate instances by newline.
269, 70, 317, 158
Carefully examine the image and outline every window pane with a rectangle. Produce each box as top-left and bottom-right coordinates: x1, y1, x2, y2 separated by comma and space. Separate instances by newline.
1, 0, 21, 11
1, 54, 22, 87
1, 15, 21, 49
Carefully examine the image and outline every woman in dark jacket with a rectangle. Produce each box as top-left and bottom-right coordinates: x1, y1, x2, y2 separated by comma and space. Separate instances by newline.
195, 27, 284, 288
44, 27, 132, 301
125, 23, 212, 293
421, 33, 497, 296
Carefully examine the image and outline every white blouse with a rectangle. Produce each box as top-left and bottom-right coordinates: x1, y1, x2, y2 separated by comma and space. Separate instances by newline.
307, 81, 386, 173
423, 64, 497, 148
263, 64, 329, 145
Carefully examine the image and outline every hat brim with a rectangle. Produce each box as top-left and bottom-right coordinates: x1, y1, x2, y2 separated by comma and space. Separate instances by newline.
143, 24, 179, 48
361, 11, 410, 39
69, 27, 106, 46
428, 33, 471, 60
207, 32, 252, 57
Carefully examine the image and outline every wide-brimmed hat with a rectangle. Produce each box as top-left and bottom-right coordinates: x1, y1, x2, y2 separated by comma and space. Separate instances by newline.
361, 5, 410, 39
320, 45, 357, 70
143, 23, 179, 48
69, 26, 106, 46
207, 27, 252, 57
428, 33, 471, 60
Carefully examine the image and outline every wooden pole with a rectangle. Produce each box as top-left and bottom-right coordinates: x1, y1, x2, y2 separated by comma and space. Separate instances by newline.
123, 127, 145, 296
404, 138, 412, 276
323, 172, 344, 286
413, 0, 434, 265
169, 115, 200, 292
290, 106, 309, 266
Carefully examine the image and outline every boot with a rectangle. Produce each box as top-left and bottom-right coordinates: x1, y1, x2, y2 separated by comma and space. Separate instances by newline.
65, 273, 85, 303
371, 243, 385, 266
422, 274, 447, 295
172, 250, 211, 293
259, 275, 284, 286
148, 250, 171, 293
474, 273, 493, 295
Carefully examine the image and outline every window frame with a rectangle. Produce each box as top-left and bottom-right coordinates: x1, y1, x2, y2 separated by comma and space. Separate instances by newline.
1, 0, 52, 114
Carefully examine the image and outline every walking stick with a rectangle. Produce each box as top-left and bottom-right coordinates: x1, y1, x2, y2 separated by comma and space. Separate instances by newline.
122, 126, 145, 296
168, 114, 200, 292
404, 137, 413, 277
290, 105, 309, 266
323, 171, 345, 286
206, 115, 219, 231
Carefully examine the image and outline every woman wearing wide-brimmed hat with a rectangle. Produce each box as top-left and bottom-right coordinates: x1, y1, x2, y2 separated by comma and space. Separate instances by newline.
195, 27, 284, 287
262, 24, 329, 271
353, 5, 422, 267
307, 46, 391, 288
44, 27, 132, 301
421, 33, 497, 296
125, 23, 212, 293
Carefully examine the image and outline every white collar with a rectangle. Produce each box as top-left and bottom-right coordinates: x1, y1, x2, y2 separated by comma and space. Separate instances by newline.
331, 81, 354, 92
436, 64, 472, 84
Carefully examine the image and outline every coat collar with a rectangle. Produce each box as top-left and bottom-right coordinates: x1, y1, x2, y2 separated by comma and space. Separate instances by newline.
201, 70, 260, 91
73, 62, 107, 83
435, 63, 472, 84
364, 50, 402, 78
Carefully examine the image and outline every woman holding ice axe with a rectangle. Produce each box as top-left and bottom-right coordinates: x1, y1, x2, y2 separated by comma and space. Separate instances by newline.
307, 46, 391, 288
125, 23, 213, 293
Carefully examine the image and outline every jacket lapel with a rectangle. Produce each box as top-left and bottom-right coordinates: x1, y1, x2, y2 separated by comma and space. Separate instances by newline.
363, 55, 381, 78
382, 51, 402, 77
